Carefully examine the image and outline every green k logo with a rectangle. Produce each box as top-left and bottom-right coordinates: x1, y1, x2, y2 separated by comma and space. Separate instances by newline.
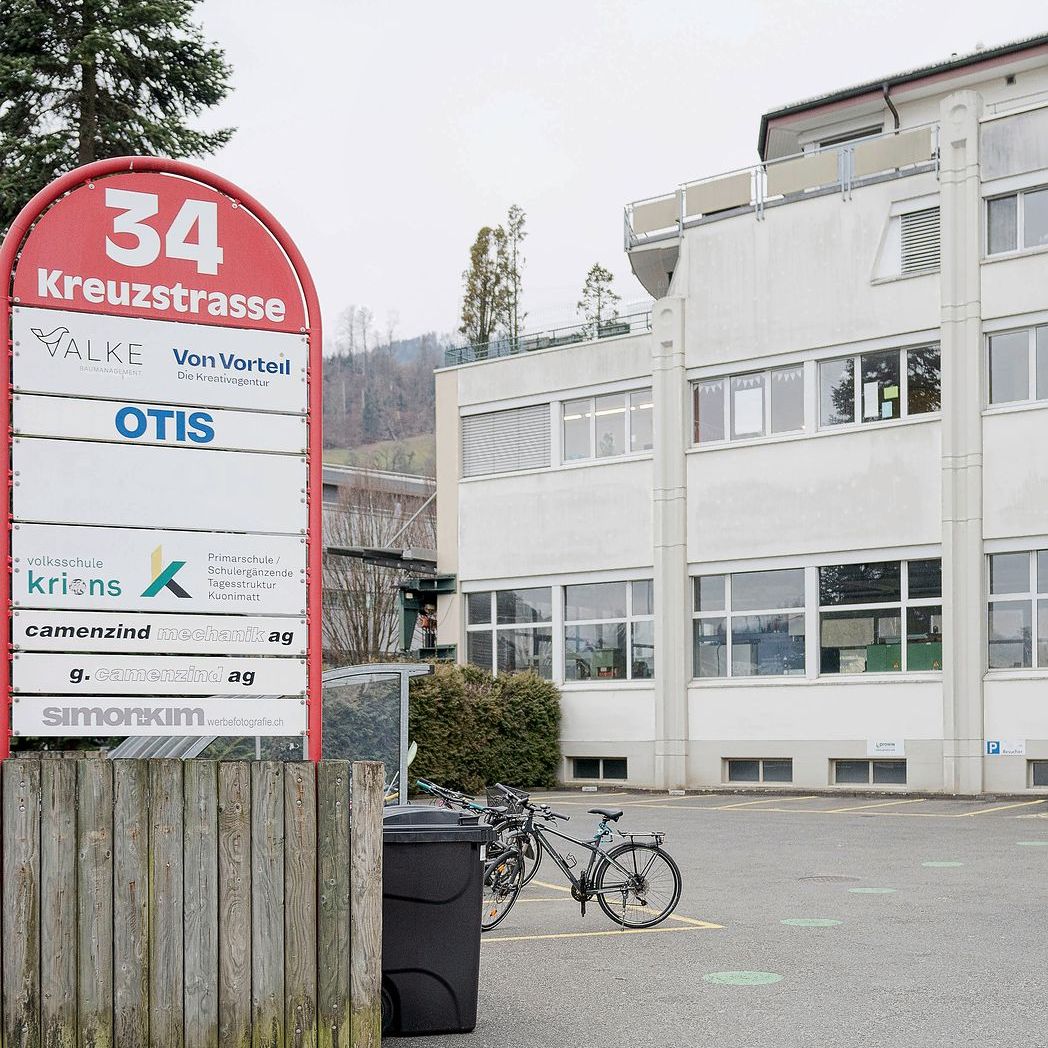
142, 546, 190, 598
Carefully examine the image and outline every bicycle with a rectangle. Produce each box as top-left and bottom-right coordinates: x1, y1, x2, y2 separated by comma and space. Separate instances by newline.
490, 783, 682, 929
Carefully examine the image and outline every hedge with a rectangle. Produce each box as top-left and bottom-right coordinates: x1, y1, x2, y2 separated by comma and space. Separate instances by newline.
408, 664, 561, 793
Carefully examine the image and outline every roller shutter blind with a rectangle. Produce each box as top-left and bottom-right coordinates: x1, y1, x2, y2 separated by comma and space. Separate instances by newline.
900, 207, 940, 273
461, 404, 550, 477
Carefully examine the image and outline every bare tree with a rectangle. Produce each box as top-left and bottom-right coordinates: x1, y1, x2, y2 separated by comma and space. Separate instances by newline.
322, 473, 437, 666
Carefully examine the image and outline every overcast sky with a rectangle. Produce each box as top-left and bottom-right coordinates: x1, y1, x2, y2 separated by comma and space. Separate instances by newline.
198, 1, 1046, 345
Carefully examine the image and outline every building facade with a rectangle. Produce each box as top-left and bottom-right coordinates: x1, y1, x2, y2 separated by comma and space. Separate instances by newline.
435, 37, 1048, 795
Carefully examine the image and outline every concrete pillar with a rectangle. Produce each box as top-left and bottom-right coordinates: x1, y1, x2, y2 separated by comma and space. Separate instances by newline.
652, 297, 689, 790
434, 368, 462, 651
939, 90, 984, 795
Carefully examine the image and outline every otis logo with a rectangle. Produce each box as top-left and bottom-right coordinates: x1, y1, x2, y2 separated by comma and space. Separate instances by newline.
31, 324, 142, 366
142, 547, 191, 599
115, 405, 214, 444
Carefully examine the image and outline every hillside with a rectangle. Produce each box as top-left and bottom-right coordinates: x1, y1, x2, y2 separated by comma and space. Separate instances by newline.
323, 434, 436, 476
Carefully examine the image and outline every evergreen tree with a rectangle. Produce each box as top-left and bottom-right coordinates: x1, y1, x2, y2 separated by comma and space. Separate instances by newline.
0, 0, 234, 230
577, 263, 621, 335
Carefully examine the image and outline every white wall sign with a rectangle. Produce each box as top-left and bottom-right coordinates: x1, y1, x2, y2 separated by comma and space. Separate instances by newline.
13, 438, 306, 533
13, 610, 306, 655
13, 524, 306, 614
13, 653, 306, 696
13, 394, 306, 455
13, 696, 307, 737
13, 307, 308, 413
866, 739, 905, 757
986, 740, 1026, 756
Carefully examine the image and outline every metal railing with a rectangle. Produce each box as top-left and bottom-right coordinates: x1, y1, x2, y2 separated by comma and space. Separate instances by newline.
624, 122, 941, 248
443, 308, 653, 366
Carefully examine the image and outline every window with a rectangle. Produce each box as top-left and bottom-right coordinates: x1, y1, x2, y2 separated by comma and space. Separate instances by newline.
466, 588, 553, 678
692, 365, 803, 444
816, 125, 883, 150
564, 580, 654, 681
693, 568, 805, 678
1030, 761, 1048, 788
986, 550, 1048, 670
562, 389, 653, 462
987, 186, 1048, 255
462, 404, 551, 477
571, 757, 628, 781
987, 326, 1048, 405
900, 207, 941, 273
726, 758, 793, 783
834, 759, 907, 785
819, 347, 940, 428
820, 560, 941, 674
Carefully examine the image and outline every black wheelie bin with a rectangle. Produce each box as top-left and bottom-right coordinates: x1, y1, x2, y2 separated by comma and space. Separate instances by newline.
381, 805, 495, 1036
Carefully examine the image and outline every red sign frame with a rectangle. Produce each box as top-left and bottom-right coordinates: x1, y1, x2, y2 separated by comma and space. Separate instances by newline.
0, 157, 323, 760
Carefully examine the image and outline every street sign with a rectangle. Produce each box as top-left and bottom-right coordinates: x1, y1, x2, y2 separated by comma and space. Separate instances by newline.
13, 610, 306, 655
986, 740, 1026, 756
0, 157, 323, 753
13, 696, 307, 737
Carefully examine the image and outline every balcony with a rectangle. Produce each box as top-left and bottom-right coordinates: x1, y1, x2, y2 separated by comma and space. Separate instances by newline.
443, 307, 653, 367
624, 125, 939, 296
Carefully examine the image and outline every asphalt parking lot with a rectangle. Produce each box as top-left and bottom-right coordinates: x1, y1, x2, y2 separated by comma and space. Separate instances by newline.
397, 790, 1048, 1048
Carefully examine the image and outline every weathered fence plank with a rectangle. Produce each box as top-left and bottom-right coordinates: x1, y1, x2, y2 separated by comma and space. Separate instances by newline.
149, 760, 185, 1048
184, 761, 219, 1048
284, 764, 318, 1048
218, 762, 252, 1048
317, 761, 351, 1048
114, 760, 150, 1048
252, 761, 285, 1048
349, 761, 384, 1048
78, 759, 114, 1048
3, 758, 41, 1048
40, 759, 77, 1048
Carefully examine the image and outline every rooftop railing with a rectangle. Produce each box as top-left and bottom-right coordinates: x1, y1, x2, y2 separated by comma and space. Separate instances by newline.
625, 123, 940, 248
443, 308, 653, 367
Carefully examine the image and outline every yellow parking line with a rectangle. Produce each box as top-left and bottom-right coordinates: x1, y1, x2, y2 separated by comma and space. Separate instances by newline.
824, 798, 926, 813
962, 799, 1048, 817
665, 912, 719, 927
530, 879, 571, 893
712, 795, 818, 810
483, 922, 723, 944
517, 897, 573, 903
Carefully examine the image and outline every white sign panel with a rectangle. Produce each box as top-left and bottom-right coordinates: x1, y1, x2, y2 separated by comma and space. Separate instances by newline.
13, 524, 305, 614
866, 739, 905, 758
13, 306, 308, 413
13, 610, 306, 655
986, 740, 1026, 756
13, 394, 306, 454
13, 653, 306, 696
13, 437, 306, 533
13, 696, 307, 737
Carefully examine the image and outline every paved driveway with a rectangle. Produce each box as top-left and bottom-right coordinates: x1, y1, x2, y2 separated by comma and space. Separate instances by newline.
396, 790, 1048, 1048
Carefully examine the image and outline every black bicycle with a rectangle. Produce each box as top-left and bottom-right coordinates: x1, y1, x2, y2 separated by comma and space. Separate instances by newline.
491, 783, 682, 929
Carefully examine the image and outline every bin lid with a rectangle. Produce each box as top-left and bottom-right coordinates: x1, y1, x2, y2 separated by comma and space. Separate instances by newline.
383, 804, 495, 843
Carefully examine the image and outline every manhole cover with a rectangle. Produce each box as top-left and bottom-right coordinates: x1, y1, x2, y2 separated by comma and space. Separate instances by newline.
798, 875, 861, 883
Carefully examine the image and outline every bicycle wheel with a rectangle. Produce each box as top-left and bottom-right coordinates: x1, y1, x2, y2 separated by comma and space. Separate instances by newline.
482, 850, 523, 932
594, 842, 682, 929
517, 829, 543, 886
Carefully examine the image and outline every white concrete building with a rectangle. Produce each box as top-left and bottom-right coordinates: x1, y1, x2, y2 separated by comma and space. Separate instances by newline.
435, 36, 1048, 795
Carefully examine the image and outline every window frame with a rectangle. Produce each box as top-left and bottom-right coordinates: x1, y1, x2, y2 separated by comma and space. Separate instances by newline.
986, 550, 1048, 672
692, 364, 805, 446
692, 568, 807, 680
817, 345, 940, 430
570, 756, 628, 781
986, 185, 1048, 257
818, 559, 942, 676
561, 387, 653, 464
832, 759, 907, 786
986, 325, 1048, 408
724, 757, 794, 784
464, 587, 554, 679
563, 579, 655, 683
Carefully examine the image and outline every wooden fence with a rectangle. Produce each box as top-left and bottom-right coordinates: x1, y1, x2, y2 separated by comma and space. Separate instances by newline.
0, 757, 384, 1048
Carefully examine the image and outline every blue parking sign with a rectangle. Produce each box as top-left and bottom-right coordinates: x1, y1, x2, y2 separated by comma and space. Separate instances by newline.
986, 740, 1001, 755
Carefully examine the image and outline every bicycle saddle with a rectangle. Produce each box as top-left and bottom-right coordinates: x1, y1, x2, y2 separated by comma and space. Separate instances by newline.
588, 808, 623, 821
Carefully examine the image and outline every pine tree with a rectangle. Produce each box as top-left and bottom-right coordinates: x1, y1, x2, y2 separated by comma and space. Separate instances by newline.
0, 0, 234, 230
577, 263, 621, 336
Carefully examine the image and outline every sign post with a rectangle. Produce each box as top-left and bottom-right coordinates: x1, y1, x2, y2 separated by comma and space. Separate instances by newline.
0, 157, 323, 759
